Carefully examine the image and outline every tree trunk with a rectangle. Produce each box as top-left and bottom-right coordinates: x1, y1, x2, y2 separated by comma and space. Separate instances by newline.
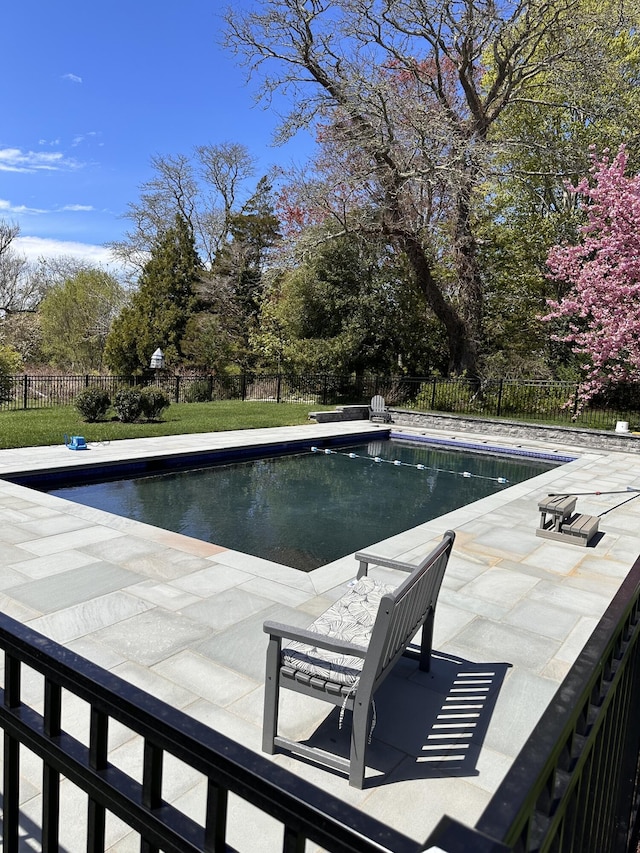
399, 232, 480, 379
451, 176, 483, 378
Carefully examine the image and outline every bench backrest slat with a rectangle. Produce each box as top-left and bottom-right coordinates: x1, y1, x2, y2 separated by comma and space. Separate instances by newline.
360, 531, 455, 689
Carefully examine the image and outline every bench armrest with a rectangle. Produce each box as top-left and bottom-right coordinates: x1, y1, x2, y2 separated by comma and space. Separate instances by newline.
355, 551, 416, 578
263, 620, 368, 658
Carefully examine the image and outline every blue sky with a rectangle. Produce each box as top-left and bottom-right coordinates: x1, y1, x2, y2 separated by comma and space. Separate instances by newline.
1, 1, 314, 268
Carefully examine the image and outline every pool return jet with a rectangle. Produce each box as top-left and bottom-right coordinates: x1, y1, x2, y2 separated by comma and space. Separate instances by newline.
537, 487, 640, 547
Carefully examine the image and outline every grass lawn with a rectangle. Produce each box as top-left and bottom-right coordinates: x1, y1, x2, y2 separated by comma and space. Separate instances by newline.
0, 401, 334, 449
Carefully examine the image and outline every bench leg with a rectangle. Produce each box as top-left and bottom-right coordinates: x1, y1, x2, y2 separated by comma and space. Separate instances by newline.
349, 696, 371, 789
419, 609, 434, 672
262, 636, 282, 754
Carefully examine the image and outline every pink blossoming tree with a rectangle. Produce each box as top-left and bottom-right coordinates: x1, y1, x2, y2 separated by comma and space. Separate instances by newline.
544, 146, 640, 411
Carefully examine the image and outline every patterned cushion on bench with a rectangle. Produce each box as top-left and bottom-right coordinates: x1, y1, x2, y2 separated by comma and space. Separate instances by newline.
281, 576, 395, 685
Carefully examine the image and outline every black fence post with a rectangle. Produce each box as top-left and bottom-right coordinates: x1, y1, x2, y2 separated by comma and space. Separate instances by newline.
431, 378, 437, 411
276, 373, 282, 404
175, 375, 180, 403
322, 374, 328, 405
496, 379, 504, 418
241, 374, 247, 401
573, 384, 580, 420
23, 375, 28, 410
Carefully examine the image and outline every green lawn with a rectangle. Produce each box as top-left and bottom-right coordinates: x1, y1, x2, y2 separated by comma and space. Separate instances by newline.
0, 401, 334, 449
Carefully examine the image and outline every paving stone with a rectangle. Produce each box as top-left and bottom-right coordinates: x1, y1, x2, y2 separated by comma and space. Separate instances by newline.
19, 525, 125, 556
503, 598, 580, 640
182, 586, 274, 633
459, 566, 541, 608
451, 617, 562, 673
91, 607, 213, 667
28, 591, 154, 644
153, 649, 258, 708
8, 562, 143, 613
7, 549, 100, 580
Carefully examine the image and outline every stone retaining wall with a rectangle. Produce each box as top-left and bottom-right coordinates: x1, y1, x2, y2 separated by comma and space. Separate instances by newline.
389, 410, 640, 452
309, 405, 370, 423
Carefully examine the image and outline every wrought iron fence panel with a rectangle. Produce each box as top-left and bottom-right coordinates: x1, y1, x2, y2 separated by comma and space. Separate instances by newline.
0, 611, 421, 853
473, 556, 639, 852
2, 374, 640, 430
424, 557, 640, 852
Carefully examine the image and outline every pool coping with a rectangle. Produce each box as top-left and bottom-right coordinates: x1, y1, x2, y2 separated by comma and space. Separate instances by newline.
4, 426, 385, 489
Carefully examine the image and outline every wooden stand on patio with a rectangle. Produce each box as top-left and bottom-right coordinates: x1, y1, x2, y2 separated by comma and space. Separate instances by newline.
536, 495, 599, 547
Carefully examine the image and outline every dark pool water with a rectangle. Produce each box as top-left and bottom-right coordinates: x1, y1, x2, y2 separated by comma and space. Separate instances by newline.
49, 439, 558, 571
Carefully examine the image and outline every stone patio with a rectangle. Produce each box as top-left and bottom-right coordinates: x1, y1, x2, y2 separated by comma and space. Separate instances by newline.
1, 420, 639, 850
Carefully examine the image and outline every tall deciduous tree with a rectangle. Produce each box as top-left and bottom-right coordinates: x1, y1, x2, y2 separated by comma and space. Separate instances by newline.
0, 222, 39, 317
105, 215, 204, 374
255, 233, 446, 374
109, 143, 258, 275
543, 147, 640, 407
225, 0, 636, 378
478, 4, 640, 373
39, 269, 125, 371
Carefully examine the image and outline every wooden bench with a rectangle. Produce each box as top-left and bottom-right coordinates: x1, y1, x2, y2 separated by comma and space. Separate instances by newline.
261, 530, 455, 788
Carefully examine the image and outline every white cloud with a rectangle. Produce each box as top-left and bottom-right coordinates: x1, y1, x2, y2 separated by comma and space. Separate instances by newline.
72, 131, 100, 148
0, 147, 80, 173
14, 236, 122, 269
1, 197, 95, 217
62, 73, 82, 84
0, 197, 48, 215
61, 204, 95, 212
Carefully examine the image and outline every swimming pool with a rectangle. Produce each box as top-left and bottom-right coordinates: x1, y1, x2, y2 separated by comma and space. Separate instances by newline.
45, 437, 560, 571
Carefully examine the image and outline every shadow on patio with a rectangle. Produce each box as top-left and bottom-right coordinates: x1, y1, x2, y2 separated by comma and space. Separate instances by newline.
292, 652, 511, 788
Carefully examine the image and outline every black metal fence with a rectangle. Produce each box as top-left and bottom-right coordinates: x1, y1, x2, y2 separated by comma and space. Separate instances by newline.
0, 610, 422, 853
1, 562, 638, 852
1, 373, 640, 430
427, 554, 640, 853
0, 372, 364, 409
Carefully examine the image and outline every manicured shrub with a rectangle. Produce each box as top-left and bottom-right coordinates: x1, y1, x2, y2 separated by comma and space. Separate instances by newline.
74, 388, 111, 422
184, 379, 212, 402
113, 388, 143, 423
140, 386, 170, 420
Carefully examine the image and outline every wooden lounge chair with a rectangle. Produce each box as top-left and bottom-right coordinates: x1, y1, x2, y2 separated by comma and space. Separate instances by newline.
261, 530, 456, 787
369, 394, 391, 423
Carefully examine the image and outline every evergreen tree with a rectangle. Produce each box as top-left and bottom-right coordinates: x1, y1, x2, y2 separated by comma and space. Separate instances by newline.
186, 177, 281, 370
105, 215, 203, 374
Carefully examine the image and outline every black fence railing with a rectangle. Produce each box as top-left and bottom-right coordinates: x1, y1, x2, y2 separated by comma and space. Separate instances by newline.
1, 373, 640, 431
0, 610, 423, 853
1, 563, 638, 852
427, 554, 640, 853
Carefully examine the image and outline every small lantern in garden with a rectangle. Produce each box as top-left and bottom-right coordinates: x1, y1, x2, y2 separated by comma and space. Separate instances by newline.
150, 348, 165, 370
